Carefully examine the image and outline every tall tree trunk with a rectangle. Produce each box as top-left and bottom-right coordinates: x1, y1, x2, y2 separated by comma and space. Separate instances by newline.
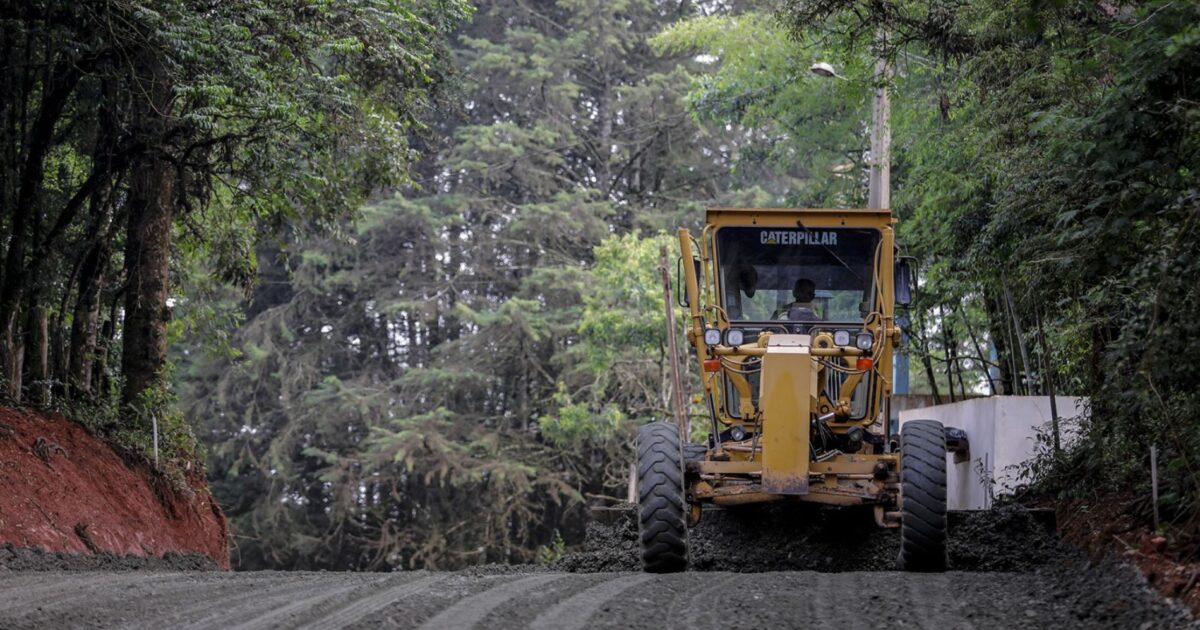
914, 309, 942, 405
940, 305, 957, 403
1001, 272, 1034, 395
1088, 319, 1113, 430
1, 311, 16, 399
8, 328, 21, 399
121, 159, 173, 407
1035, 308, 1061, 453
52, 251, 88, 395
69, 239, 111, 397
27, 303, 48, 405
120, 53, 174, 408
1001, 299, 1022, 394
96, 291, 120, 396
982, 290, 1012, 394
957, 304, 996, 395
0, 60, 81, 394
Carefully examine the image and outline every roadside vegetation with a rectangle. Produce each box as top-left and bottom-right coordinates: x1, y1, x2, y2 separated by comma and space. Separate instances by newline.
0, 1, 469, 463
775, 0, 1200, 550
3, 0, 1197, 569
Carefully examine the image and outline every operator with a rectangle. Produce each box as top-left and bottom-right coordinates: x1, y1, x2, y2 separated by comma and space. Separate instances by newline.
774, 277, 821, 321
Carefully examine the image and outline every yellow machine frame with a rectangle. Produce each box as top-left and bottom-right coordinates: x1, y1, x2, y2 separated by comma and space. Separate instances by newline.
678, 207, 903, 527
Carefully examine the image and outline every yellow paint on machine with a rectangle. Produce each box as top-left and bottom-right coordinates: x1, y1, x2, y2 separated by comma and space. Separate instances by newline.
760, 335, 814, 495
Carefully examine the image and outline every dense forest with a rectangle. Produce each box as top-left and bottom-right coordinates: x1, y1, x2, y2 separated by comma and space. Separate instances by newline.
0, 0, 469, 444
2, 0, 1197, 570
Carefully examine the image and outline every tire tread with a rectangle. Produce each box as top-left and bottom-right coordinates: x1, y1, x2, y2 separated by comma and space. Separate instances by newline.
637, 422, 688, 573
899, 419, 948, 572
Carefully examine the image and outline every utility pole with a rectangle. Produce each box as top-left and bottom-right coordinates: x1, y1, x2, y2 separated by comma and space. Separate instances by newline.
812, 39, 901, 392
870, 35, 903, 395
868, 48, 891, 211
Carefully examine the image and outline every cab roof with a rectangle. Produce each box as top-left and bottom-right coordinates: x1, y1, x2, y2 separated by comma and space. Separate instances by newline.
707, 207, 891, 215
705, 207, 894, 227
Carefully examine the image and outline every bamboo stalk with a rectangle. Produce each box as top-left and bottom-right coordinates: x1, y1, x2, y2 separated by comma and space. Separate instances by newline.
1002, 271, 1034, 395
1035, 308, 1061, 453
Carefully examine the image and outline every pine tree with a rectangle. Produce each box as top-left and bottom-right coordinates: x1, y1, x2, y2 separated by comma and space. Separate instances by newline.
184, 0, 771, 570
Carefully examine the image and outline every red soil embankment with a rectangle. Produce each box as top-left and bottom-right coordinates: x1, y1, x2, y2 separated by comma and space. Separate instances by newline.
0, 407, 229, 568
1056, 495, 1200, 617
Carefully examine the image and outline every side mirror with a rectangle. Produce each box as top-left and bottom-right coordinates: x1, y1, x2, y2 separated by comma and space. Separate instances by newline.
676, 256, 701, 307
895, 258, 915, 307
675, 256, 687, 307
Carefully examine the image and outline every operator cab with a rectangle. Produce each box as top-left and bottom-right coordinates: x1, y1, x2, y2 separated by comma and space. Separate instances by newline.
714, 225, 885, 424
716, 226, 882, 334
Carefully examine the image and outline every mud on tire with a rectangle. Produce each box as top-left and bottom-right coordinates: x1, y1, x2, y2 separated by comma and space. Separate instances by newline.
898, 419, 948, 572
636, 422, 688, 573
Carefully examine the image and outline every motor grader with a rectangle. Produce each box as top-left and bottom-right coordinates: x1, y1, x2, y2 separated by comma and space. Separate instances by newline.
637, 207, 948, 572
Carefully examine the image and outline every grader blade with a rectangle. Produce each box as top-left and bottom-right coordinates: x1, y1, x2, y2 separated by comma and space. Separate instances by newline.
761, 337, 812, 495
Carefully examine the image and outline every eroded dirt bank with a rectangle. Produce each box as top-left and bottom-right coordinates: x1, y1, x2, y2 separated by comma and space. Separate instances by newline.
0, 407, 229, 569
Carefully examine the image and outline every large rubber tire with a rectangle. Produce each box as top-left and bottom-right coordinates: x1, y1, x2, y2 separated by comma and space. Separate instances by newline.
636, 422, 688, 573
898, 419, 948, 572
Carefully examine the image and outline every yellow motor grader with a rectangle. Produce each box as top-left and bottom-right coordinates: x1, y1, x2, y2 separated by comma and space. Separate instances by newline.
637, 207, 947, 572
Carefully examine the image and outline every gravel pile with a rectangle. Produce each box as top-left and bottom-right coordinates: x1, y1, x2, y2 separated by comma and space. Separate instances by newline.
553, 503, 1071, 573
0, 544, 218, 572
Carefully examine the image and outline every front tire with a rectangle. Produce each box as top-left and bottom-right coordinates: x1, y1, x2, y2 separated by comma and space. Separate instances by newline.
636, 422, 688, 573
898, 419, 948, 572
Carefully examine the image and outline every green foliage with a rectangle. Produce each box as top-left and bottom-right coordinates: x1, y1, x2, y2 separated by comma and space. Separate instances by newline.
536, 530, 568, 565
0, 0, 469, 463
653, 11, 873, 206
182, 0, 748, 570
780, 0, 1200, 527
538, 387, 626, 448
176, 0, 1200, 570
62, 365, 202, 492
578, 233, 675, 371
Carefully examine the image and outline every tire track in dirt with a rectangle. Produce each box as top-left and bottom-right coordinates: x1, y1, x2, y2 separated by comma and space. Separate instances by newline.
0, 571, 171, 619
528, 573, 654, 630
0, 567, 1192, 629
176, 576, 355, 630
805, 570, 847, 626
300, 574, 445, 630
76, 573, 290, 617
670, 573, 740, 629
415, 574, 564, 630
0, 571, 62, 591
126, 575, 305, 629
229, 575, 391, 630
903, 572, 957, 629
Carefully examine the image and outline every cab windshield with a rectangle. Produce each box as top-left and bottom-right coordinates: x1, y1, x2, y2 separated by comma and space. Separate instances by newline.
715, 227, 881, 322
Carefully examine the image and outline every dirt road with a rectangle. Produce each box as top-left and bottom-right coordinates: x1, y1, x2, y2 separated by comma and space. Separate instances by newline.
0, 507, 1194, 629
0, 563, 1193, 629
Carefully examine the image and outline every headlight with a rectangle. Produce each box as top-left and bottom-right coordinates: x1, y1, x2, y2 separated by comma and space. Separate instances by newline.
704, 328, 722, 346
855, 332, 874, 351
833, 330, 851, 346
724, 328, 745, 347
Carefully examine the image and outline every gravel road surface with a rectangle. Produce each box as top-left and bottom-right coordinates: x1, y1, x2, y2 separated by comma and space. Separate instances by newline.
0, 563, 1194, 629
0, 506, 1194, 629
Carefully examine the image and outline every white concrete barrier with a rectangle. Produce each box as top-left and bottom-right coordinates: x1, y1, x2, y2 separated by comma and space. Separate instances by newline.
899, 396, 1086, 510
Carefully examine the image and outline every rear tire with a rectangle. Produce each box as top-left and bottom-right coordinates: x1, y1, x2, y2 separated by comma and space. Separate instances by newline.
636, 422, 688, 573
898, 419, 948, 572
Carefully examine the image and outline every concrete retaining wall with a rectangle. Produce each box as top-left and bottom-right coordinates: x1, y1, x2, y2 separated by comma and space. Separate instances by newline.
899, 396, 1086, 510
